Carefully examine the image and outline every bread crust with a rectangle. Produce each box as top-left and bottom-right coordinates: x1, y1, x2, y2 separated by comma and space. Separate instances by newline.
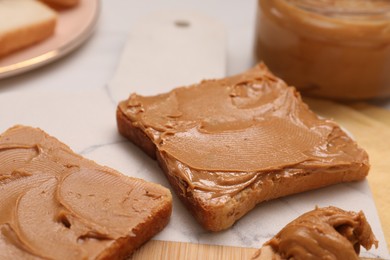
117, 107, 157, 160
97, 191, 172, 259
0, 19, 56, 57
117, 108, 368, 231
40, 0, 79, 8
116, 64, 369, 231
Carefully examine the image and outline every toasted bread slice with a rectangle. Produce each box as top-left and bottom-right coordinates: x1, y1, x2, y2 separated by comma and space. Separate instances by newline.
0, 0, 57, 57
116, 63, 369, 231
0, 125, 172, 259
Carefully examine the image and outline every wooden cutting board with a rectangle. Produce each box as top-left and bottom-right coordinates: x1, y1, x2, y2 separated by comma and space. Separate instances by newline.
131, 241, 379, 260
130, 99, 390, 259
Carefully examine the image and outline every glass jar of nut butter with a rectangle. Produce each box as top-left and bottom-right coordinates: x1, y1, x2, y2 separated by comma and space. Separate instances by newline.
255, 0, 390, 100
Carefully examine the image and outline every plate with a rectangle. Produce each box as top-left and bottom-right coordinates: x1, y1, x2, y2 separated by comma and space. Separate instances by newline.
0, 0, 100, 79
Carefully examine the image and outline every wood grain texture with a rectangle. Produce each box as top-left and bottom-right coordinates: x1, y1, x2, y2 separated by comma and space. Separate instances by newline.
131, 240, 257, 260
130, 99, 390, 259
130, 240, 379, 260
349, 103, 390, 128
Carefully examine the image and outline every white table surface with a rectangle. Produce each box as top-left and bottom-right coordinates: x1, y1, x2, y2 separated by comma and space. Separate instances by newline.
0, 0, 390, 105
2, 0, 389, 107
0, 0, 257, 94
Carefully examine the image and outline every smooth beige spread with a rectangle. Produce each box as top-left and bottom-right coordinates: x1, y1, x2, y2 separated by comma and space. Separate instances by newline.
0, 126, 170, 259
256, 0, 390, 99
119, 64, 369, 205
253, 207, 378, 260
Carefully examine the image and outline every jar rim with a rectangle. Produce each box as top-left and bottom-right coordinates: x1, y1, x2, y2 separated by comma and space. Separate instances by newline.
285, 0, 390, 16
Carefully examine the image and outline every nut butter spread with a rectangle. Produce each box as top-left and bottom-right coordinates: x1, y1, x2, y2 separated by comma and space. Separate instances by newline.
118, 64, 369, 207
0, 125, 171, 259
256, 0, 390, 99
252, 207, 378, 260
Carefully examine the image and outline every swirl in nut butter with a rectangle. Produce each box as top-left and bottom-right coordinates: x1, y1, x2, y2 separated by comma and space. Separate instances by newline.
0, 125, 170, 259
252, 207, 378, 260
119, 63, 369, 205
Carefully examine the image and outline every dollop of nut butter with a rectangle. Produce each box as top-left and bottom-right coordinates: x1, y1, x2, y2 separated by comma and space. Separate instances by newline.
252, 207, 378, 260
